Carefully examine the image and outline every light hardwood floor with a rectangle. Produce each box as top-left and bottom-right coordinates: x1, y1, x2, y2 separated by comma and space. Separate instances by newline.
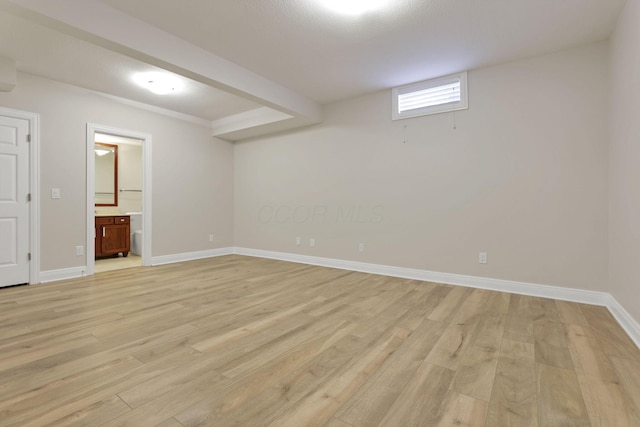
1, 255, 639, 426
94, 255, 142, 274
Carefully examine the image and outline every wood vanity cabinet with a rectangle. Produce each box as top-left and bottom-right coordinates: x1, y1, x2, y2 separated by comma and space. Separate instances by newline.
95, 216, 130, 258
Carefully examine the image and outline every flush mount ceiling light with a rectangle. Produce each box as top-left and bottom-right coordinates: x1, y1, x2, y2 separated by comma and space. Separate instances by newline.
133, 72, 183, 95
319, 0, 390, 15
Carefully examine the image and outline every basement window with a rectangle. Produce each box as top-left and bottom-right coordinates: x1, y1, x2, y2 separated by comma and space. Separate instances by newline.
392, 72, 468, 120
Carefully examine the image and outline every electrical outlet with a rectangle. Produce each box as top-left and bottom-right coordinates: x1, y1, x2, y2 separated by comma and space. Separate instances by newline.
310, 238, 316, 247
358, 243, 365, 252
296, 237, 302, 246
75, 245, 84, 256
479, 252, 487, 264
209, 234, 214, 242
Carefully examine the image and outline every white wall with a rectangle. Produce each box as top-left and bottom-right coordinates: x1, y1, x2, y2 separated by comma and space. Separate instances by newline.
0, 72, 234, 271
609, 0, 640, 322
235, 42, 609, 292
117, 143, 143, 214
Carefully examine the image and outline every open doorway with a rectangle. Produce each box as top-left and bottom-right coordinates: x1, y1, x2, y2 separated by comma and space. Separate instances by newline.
86, 124, 152, 275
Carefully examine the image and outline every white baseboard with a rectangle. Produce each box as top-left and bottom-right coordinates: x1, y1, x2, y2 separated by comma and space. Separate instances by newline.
151, 247, 234, 266
233, 247, 640, 348
606, 294, 640, 350
233, 248, 609, 305
39, 266, 87, 283
38, 248, 235, 282
36, 246, 640, 349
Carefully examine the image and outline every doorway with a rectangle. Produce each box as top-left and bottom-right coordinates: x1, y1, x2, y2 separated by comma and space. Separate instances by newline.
0, 107, 39, 288
86, 123, 152, 275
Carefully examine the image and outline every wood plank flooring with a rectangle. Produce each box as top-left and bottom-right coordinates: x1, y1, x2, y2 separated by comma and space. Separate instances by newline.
1, 255, 639, 426
94, 255, 142, 274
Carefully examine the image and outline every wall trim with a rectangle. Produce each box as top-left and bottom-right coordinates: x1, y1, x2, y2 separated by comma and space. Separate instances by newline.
233, 247, 640, 348
606, 294, 640, 350
151, 247, 234, 266
233, 247, 609, 305
40, 266, 87, 283
34, 246, 640, 349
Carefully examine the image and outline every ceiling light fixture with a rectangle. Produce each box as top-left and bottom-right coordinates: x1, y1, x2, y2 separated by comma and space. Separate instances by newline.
319, 0, 389, 16
133, 72, 183, 95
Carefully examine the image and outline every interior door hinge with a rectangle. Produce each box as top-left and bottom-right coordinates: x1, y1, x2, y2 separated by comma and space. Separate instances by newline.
27, 193, 31, 202
27, 253, 31, 261
26, 134, 31, 143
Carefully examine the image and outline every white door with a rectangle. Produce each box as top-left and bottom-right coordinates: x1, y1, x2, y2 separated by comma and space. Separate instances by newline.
0, 115, 30, 287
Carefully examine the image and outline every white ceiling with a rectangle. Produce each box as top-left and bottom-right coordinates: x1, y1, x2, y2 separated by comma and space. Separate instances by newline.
0, 7, 261, 123
0, 0, 628, 139
100, 0, 627, 104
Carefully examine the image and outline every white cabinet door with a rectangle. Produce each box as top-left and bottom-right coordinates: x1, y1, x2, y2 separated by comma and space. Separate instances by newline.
0, 115, 30, 287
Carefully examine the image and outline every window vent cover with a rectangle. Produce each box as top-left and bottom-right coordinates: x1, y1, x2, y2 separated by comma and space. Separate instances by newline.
392, 72, 468, 120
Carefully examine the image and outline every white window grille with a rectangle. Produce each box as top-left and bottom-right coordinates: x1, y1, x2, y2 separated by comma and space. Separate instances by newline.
392, 72, 468, 120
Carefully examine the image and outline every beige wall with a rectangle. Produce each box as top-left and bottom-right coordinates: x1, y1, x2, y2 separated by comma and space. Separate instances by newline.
0, 36, 626, 316
609, 0, 640, 322
0, 72, 234, 270
235, 42, 609, 292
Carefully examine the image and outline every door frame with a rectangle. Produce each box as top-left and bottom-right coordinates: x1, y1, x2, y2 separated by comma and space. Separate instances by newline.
0, 106, 40, 285
86, 123, 152, 275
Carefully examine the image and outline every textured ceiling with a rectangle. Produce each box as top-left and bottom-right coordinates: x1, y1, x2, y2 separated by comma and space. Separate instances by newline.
0, 8, 261, 122
100, 0, 626, 104
0, 0, 628, 132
